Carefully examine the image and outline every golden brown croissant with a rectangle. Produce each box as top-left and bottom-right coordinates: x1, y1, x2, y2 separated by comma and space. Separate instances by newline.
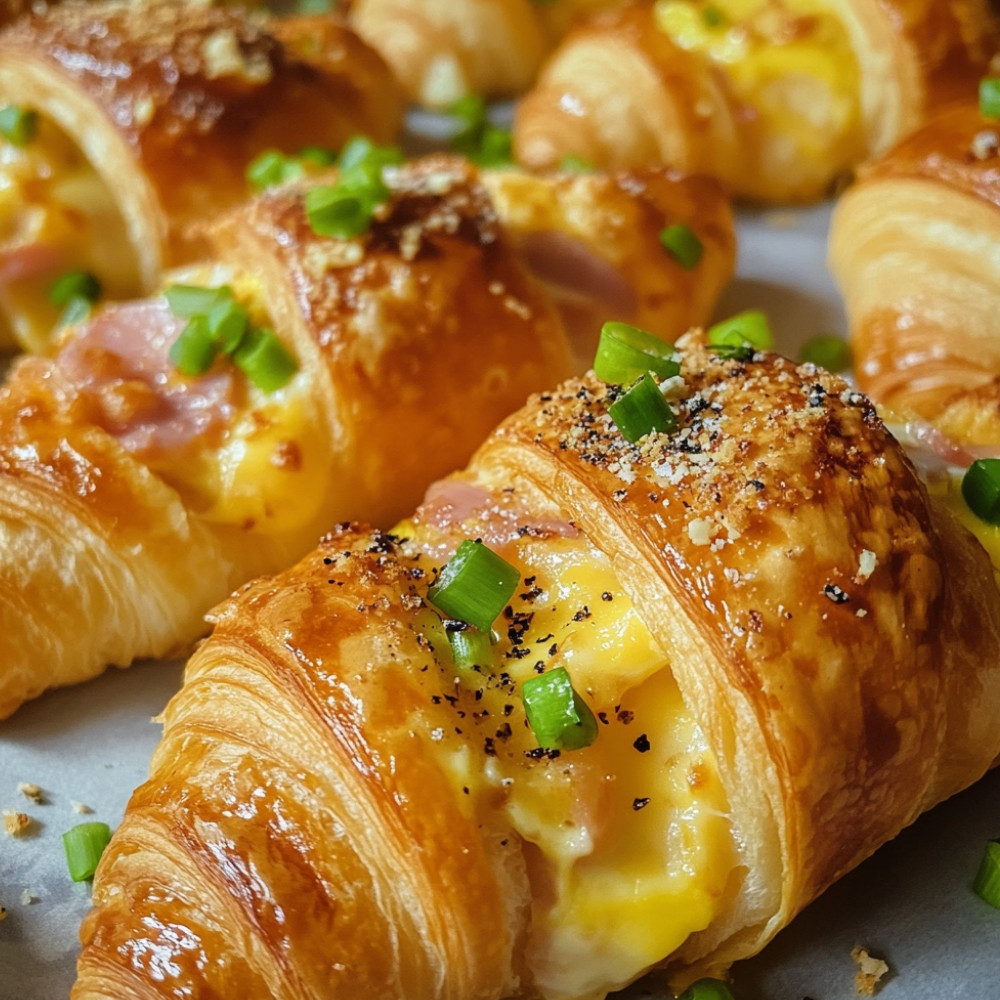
0, 0, 403, 352
0, 154, 579, 720
71, 331, 1000, 999
829, 94, 1000, 446
342, 0, 628, 108
513, 0, 1000, 203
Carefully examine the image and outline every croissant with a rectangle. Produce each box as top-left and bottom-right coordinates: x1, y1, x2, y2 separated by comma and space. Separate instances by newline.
828, 94, 1000, 450
0, 0, 403, 352
342, 0, 628, 108
71, 331, 1000, 999
512, 0, 1000, 203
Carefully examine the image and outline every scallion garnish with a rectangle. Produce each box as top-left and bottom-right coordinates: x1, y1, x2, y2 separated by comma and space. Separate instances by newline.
522, 666, 598, 751
559, 154, 596, 173
608, 371, 676, 442
304, 185, 373, 239
974, 839, 1000, 908
168, 314, 218, 376
707, 309, 773, 359
676, 978, 736, 1000
981, 78, 1000, 119
50, 270, 101, 307
701, 5, 725, 26
232, 326, 298, 392
298, 145, 338, 167
164, 283, 233, 318
337, 135, 404, 174
800, 333, 851, 371
427, 539, 520, 633
961, 458, 1000, 525
593, 321, 680, 385
62, 821, 112, 882
448, 94, 514, 167
659, 223, 704, 269
446, 621, 496, 671
246, 148, 305, 191
0, 105, 38, 146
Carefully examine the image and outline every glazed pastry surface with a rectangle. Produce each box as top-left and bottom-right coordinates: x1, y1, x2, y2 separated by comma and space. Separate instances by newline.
71, 333, 1000, 999
0, 0, 403, 351
513, 0, 1000, 202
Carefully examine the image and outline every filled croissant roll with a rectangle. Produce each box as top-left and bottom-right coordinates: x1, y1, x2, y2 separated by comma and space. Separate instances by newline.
0, 0, 403, 352
513, 0, 1000, 203
828, 94, 1000, 449
71, 331, 1000, 1000
342, 0, 628, 108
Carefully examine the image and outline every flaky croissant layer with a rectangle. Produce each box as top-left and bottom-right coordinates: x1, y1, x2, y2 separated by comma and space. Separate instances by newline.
72, 334, 1000, 999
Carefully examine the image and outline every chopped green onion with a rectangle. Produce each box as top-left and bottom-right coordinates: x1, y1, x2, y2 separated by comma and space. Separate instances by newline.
800, 333, 851, 372
427, 539, 520, 633
593, 321, 680, 385
206, 297, 249, 354
164, 283, 233, 318
57, 296, 94, 328
974, 839, 1000, 908
707, 309, 773, 359
305, 185, 374, 239
446, 621, 495, 671
169, 315, 218, 376
676, 978, 735, 1000
232, 326, 298, 391
659, 223, 704, 269
558, 154, 595, 173
448, 95, 514, 167
522, 666, 598, 751
298, 144, 338, 166
981, 78, 1000, 119
608, 372, 676, 442
50, 270, 101, 307
246, 148, 304, 191
701, 5, 725, 26
0, 105, 38, 146
962, 458, 1000, 525
62, 821, 112, 882
337, 135, 404, 174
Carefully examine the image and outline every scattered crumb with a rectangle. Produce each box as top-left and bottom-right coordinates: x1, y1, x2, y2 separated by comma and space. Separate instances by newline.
0, 902, 6, 920
17, 782, 43, 804
3, 810, 34, 837
71, 801, 94, 815
20, 889, 37, 906
852, 946, 890, 995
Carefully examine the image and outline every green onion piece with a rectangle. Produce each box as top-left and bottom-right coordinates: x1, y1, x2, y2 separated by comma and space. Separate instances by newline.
50, 270, 101, 307
448, 95, 514, 167
558, 154, 595, 173
799, 333, 851, 372
246, 148, 304, 191
961, 458, 1000, 525
446, 622, 495, 671
337, 135, 404, 173
593, 321, 680, 385
232, 326, 298, 391
522, 666, 598, 751
62, 821, 112, 882
608, 372, 676, 442
0, 105, 38, 146
427, 539, 520, 633
707, 309, 773, 359
974, 839, 1000, 908
981, 78, 1000, 119
659, 223, 704, 269
305, 184, 374, 239
701, 5, 724, 26
676, 977, 735, 1000
164, 283, 233, 318
169, 315, 218, 376
298, 144, 338, 166
57, 295, 94, 329
206, 298, 249, 354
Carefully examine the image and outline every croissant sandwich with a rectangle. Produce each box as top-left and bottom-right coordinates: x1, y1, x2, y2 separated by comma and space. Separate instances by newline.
0, 150, 738, 721
71, 331, 1000, 999
0, 0, 403, 352
513, 0, 1000, 203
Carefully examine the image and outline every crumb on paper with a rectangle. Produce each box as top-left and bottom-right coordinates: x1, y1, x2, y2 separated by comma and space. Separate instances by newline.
17, 781, 43, 804
20, 889, 37, 906
3, 810, 35, 837
71, 800, 93, 815
852, 946, 890, 995
0, 903, 6, 920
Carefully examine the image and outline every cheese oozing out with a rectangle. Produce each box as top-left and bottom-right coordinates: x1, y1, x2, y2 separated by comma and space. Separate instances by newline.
0, 110, 141, 353
400, 513, 737, 1000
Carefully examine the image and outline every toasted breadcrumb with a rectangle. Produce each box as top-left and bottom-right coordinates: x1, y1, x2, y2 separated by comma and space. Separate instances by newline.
0, 902, 6, 920
20, 890, 36, 905
71, 801, 94, 815
852, 946, 890, 995
17, 782, 43, 804
3, 810, 34, 837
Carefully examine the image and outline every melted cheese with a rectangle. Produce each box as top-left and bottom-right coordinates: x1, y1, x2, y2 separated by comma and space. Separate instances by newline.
0, 112, 140, 352
407, 525, 736, 1000
653, 0, 863, 196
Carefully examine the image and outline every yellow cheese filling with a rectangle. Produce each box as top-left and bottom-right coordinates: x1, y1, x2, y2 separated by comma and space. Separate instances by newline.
653, 0, 863, 196
401, 519, 736, 1000
0, 110, 141, 353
